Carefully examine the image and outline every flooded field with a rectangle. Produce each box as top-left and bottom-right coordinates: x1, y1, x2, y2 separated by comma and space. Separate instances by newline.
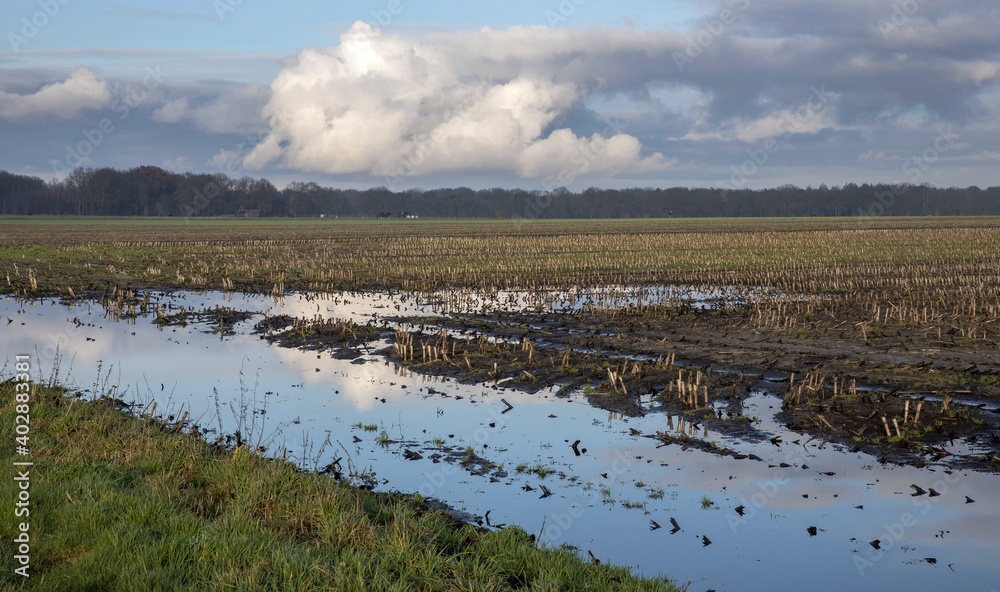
3, 288, 998, 592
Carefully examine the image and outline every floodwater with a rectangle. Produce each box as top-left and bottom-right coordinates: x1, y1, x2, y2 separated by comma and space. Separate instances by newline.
2, 290, 998, 592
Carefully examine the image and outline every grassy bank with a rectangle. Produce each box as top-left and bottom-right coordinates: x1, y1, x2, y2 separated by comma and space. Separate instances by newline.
0, 380, 677, 591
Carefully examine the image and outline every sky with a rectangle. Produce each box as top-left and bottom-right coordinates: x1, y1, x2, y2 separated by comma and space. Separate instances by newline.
2, 0, 999, 191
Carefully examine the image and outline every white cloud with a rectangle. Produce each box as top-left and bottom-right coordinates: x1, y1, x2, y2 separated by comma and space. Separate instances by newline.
734, 107, 837, 143
683, 93, 840, 144
0, 67, 111, 122
151, 97, 190, 123
962, 60, 1000, 86
207, 148, 241, 170
245, 22, 672, 180
162, 155, 190, 170
517, 130, 673, 179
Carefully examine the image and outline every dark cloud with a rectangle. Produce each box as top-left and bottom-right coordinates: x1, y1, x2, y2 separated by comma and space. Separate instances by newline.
680, 0, 1000, 124
151, 80, 270, 135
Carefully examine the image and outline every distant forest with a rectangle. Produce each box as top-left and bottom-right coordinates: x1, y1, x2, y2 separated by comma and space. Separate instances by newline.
2, 166, 999, 219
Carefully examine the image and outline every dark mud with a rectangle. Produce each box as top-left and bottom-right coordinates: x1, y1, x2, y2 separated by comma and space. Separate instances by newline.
254, 314, 388, 358
776, 380, 1000, 471
155, 304, 256, 336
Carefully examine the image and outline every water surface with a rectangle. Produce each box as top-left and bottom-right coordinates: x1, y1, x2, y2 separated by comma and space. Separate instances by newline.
2, 290, 997, 591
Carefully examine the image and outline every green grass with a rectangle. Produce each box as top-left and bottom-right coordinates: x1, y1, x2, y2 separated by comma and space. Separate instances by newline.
512, 462, 557, 480
530, 464, 556, 479
0, 379, 679, 591
620, 500, 647, 511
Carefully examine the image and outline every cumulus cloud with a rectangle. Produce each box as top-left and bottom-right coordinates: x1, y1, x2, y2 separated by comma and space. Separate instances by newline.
243, 4, 1000, 184
0, 67, 111, 122
245, 22, 672, 180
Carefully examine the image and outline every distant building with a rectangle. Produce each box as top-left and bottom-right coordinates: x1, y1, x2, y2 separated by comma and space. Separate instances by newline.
235, 208, 261, 218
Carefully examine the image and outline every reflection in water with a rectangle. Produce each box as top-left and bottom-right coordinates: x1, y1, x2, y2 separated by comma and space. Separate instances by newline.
1, 291, 998, 592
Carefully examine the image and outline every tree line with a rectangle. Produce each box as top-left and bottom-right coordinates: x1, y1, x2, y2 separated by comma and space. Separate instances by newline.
1, 166, 999, 219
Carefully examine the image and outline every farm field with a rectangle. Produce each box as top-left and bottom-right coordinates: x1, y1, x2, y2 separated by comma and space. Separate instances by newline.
4, 215, 1000, 293
2, 216, 1000, 591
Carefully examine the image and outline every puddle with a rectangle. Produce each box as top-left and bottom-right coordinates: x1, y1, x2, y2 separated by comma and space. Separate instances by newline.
2, 290, 999, 592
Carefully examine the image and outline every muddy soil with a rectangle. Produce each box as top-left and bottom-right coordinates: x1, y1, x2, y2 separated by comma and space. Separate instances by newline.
254, 314, 385, 358
156, 305, 257, 337
390, 308, 1000, 470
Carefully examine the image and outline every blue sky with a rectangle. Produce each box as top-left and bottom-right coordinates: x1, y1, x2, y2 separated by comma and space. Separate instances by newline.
3, 0, 1000, 191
